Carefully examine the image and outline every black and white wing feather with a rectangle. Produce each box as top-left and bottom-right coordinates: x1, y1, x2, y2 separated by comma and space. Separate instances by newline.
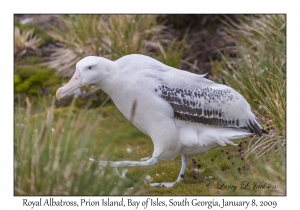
149, 68, 263, 136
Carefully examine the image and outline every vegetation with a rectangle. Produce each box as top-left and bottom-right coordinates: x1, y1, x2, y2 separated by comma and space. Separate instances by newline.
213, 15, 286, 157
14, 14, 286, 195
14, 97, 144, 195
14, 65, 61, 95
14, 26, 42, 59
45, 15, 187, 76
14, 97, 285, 196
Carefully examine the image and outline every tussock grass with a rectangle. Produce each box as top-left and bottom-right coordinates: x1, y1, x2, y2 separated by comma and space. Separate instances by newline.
14, 26, 42, 58
213, 15, 286, 157
14, 97, 144, 195
45, 15, 187, 76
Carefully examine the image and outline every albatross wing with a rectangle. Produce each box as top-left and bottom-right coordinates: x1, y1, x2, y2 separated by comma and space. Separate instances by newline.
142, 66, 263, 136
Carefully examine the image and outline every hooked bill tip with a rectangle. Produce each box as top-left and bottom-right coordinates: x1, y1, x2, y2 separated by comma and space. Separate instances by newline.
56, 88, 63, 101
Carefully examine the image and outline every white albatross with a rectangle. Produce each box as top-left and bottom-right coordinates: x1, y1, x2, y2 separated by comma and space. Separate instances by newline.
56, 54, 265, 187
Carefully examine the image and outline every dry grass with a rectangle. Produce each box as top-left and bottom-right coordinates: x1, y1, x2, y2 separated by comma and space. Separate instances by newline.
44, 15, 187, 76
213, 15, 286, 157
14, 26, 42, 58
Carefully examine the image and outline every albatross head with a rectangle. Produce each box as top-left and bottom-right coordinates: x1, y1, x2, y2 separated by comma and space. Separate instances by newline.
56, 56, 114, 100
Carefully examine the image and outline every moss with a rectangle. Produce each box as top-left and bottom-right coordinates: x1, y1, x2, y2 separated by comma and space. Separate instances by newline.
14, 75, 22, 86
29, 88, 39, 95
15, 79, 32, 93
15, 65, 61, 95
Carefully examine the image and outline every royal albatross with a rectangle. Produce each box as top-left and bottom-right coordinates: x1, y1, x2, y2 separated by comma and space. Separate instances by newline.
56, 54, 265, 187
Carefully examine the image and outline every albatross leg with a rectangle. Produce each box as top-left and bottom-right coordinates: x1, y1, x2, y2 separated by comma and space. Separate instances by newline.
89, 157, 158, 167
89, 154, 189, 188
150, 154, 189, 188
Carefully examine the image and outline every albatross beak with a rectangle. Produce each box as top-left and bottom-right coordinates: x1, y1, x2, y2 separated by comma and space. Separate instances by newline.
56, 70, 83, 101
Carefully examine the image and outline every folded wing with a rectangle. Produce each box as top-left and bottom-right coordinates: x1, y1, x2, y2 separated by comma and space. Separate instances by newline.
151, 70, 263, 136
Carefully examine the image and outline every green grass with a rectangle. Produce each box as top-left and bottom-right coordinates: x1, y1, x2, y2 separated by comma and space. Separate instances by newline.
14, 97, 144, 195
212, 15, 286, 157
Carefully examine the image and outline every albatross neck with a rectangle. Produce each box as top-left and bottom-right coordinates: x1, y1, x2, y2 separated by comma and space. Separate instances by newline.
97, 60, 122, 97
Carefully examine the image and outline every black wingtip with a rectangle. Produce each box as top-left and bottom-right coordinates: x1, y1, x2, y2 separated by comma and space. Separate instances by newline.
248, 119, 266, 136
254, 119, 268, 136
253, 122, 262, 136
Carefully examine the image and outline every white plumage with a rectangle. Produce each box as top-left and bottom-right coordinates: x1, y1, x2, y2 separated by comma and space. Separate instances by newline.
56, 54, 264, 187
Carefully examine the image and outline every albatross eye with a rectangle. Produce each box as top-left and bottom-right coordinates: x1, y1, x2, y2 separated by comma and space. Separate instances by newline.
88, 66, 92, 70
